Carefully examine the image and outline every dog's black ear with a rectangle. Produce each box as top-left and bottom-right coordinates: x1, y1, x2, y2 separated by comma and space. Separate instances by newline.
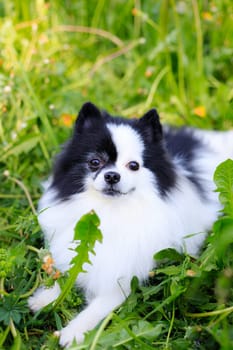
75, 102, 103, 133
138, 108, 163, 142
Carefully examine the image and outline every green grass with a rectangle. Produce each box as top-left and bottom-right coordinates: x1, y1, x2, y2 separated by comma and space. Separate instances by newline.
0, 0, 233, 348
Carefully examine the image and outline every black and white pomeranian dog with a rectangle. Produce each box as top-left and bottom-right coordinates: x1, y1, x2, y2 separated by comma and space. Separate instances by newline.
29, 102, 233, 347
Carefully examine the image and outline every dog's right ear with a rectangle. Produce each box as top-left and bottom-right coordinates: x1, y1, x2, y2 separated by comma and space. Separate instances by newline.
75, 102, 103, 133
137, 108, 163, 142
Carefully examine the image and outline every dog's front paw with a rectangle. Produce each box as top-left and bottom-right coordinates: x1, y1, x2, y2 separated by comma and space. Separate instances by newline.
28, 283, 61, 312
28, 288, 47, 312
59, 322, 85, 348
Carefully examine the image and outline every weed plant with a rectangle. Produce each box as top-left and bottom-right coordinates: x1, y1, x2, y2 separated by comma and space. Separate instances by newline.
0, 1, 233, 349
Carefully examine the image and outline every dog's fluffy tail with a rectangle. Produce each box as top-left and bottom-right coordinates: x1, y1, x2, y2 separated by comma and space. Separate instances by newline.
195, 129, 233, 160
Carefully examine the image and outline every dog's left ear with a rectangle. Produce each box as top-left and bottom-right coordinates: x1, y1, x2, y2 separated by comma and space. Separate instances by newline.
137, 108, 163, 142
75, 102, 103, 133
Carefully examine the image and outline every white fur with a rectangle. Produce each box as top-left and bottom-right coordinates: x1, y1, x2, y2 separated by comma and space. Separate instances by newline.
28, 282, 61, 311
29, 125, 233, 347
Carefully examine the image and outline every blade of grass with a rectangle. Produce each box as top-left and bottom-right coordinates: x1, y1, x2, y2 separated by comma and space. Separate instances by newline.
55, 25, 124, 47
145, 66, 169, 108
89, 38, 146, 77
192, 0, 203, 75
89, 312, 114, 350
170, 0, 187, 105
19, 68, 58, 148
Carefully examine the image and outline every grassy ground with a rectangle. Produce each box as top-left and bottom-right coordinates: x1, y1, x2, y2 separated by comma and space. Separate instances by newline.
0, 0, 233, 349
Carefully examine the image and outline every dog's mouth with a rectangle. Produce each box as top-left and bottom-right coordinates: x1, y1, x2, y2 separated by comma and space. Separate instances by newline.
102, 186, 135, 197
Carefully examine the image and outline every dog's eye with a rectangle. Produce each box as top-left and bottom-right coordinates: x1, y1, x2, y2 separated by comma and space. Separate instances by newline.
88, 159, 102, 171
127, 161, 140, 171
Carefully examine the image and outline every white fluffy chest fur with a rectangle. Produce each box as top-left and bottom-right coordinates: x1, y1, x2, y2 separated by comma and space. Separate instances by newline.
38, 172, 219, 298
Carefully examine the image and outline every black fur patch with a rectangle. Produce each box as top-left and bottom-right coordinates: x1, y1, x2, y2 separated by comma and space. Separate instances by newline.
52, 122, 117, 200
164, 126, 205, 195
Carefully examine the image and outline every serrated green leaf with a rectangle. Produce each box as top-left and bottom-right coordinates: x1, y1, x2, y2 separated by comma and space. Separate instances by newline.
53, 211, 102, 308
73, 210, 102, 255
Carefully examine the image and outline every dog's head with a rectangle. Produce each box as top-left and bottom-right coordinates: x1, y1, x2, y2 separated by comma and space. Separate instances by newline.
52, 102, 175, 200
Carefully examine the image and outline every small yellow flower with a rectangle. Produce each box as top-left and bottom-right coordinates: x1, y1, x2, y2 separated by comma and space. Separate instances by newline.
132, 8, 139, 16
193, 105, 206, 118
61, 113, 75, 127
52, 270, 61, 280
43, 255, 54, 265
42, 263, 53, 275
202, 12, 213, 21
145, 69, 153, 78
42, 254, 54, 275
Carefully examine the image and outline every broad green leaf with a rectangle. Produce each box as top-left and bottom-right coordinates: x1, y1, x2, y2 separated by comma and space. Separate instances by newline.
154, 248, 184, 263
156, 265, 182, 276
0, 297, 27, 326
113, 321, 164, 347
132, 320, 163, 341
212, 217, 233, 260
85, 320, 164, 349
214, 159, 233, 217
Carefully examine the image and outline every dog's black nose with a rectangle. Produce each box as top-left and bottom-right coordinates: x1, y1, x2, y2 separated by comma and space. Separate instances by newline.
104, 171, 121, 185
